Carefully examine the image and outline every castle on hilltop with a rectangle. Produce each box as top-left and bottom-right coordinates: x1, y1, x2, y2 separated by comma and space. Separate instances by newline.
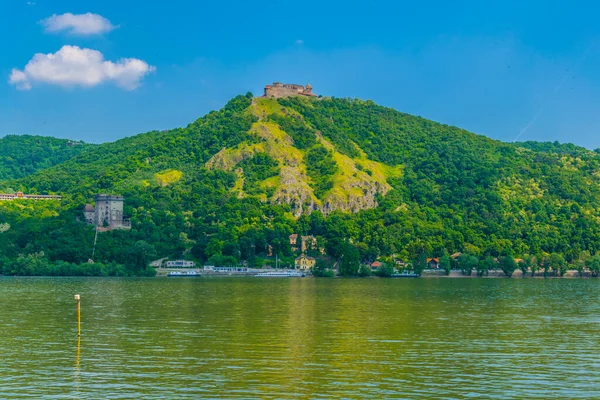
264, 82, 316, 98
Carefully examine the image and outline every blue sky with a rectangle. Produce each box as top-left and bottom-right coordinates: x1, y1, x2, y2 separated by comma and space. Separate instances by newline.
1, 0, 600, 147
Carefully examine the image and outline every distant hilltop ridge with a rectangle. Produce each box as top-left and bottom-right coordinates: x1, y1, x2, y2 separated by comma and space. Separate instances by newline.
264, 82, 316, 98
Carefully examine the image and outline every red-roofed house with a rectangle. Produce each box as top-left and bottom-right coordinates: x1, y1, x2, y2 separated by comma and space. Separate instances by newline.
289, 234, 299, 251
370, 261, 382, 270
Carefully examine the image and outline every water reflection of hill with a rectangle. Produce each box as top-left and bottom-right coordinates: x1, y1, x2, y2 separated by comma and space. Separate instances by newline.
0, 277, 598, 398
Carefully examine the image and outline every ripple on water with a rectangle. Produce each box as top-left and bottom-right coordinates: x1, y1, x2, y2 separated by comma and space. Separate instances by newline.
0, 277, 599, 398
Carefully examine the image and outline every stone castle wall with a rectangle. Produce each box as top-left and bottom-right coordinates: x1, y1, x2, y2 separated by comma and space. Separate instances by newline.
264, 82, 315, 98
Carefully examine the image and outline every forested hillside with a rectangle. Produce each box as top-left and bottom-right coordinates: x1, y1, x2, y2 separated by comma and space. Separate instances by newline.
0, 135, 94, 181
514, 140, 597, 156
2, 93, 600, 276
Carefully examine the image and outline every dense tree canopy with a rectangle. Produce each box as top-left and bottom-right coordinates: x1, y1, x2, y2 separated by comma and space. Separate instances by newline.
0, 135, 94, 182
2, 94, 600, 276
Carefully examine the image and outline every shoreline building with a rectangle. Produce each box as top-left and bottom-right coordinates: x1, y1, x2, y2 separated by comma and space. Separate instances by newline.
0, 191, 62, 201
83, 194, 131, 229
289, 234, 322, 253
264, 82, 316, 98
295, 254, 316, 271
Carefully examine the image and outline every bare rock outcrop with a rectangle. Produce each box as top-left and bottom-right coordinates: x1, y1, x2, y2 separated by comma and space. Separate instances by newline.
272, 166, 318, 217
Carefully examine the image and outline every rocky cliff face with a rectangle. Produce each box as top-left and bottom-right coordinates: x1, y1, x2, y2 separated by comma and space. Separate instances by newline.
272, 166, 317, 216
205, 98, 401, 216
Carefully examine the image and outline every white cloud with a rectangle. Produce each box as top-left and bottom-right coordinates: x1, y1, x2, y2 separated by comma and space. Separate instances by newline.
9, 70, 30, 90
9, 45, 155, 91
41, 12, 116, 35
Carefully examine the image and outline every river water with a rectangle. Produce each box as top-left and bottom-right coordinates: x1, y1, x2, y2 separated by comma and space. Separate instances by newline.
0, 277, 598, 399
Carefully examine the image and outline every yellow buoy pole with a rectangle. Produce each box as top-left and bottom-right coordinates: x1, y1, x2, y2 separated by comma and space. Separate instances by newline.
74, 294, 81, 336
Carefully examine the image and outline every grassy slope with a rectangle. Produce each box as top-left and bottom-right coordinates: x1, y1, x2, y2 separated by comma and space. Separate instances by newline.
203, 98, 403, 214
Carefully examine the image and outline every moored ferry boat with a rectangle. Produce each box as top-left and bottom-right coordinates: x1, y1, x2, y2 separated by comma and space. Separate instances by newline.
168, 270, 201, 277
391, 271, 419, 278
255, 270, 304, 278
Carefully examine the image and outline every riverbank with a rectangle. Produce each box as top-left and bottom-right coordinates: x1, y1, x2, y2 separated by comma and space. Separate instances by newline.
421, 269, 589, 278
155, 267, 593, 279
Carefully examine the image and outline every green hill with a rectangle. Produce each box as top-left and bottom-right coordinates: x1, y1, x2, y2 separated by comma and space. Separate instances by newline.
2, 93, 600, 276
0, 135, 94, 181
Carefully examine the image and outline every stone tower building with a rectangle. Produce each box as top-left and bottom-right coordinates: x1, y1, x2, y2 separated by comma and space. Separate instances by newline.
264, 82, 316, 98
83, 194, 130, 229
94, 194, 124, 227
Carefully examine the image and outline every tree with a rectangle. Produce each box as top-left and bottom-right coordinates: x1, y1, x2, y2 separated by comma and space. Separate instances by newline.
576, 260, 586, 277
577, 251, 591, 277
325, 237, 345, 259
309, 211, 326, 236
499, 250, 516, 277
358, 264, 372, 277
518, 260, 528, 277
588, 255, 600, 277
339, 242, 360, 277
549, 253, 567, 277
205, 239, 224, 258
579, 250, 591, 262
530, 254, 540, 277
358, 244, 379, 263
459, 255, 478, 276
296, 214, 310, 236
312, 259, 328, 277
540, 256, 551, 277
439, 255, 451, 275
305, 145, 338, 198
464, 243, 481, 257
519, 254, 534, 277
207, 254, 237, 267
376, 263, 394, 277
477, 256, 495, 277
312, 259, 334, 278
223, 241, 241, 260
412, 253, 427, 276
131, 240, 156, 272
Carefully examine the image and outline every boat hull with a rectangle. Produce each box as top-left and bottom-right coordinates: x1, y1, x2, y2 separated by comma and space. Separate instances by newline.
255, 272, 305, 278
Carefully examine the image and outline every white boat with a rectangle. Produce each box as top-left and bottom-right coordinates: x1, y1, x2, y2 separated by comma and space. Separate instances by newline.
255, 270, 304, 278
391, 272, 419, 278
168, 270, 201, 277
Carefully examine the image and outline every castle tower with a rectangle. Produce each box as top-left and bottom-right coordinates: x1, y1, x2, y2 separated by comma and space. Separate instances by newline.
94, 194, 124, 228
303, 83, 313, 95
